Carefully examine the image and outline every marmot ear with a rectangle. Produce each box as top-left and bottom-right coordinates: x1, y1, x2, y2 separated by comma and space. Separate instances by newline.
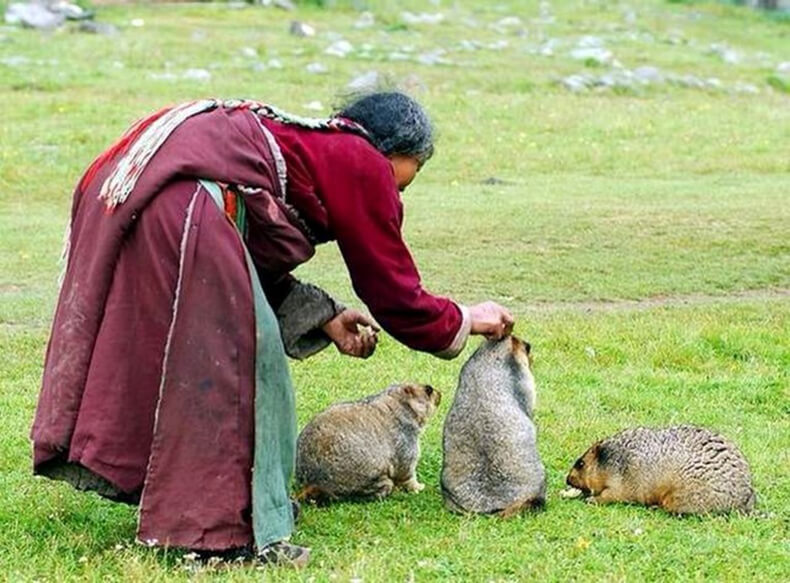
402, 384, 418, 398
595, 444, 611, 466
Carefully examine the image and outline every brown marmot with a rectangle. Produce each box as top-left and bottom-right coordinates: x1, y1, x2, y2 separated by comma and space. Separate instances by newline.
441, 336, 546, 517
566, 425, 755, 515
295, 383, 441, 502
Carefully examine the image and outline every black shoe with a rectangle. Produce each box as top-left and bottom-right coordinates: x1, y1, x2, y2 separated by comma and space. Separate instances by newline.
189, 546, 254, 566
256, 541, 310, 568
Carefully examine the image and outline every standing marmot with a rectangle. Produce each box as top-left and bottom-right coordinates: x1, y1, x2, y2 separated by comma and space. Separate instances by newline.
565, 425, 755, 514
441, 336, 546, 517
296, 383, 441, 502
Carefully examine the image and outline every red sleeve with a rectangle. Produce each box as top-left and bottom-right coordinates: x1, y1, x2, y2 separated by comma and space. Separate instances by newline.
314, 135, 465, 354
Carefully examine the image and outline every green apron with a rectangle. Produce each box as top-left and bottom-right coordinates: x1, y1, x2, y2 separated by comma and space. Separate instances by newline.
202, 180, 296, 549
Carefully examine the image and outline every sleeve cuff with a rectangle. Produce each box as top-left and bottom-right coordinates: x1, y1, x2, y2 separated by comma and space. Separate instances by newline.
435, 304, 471, 360
275, 282, 344, 360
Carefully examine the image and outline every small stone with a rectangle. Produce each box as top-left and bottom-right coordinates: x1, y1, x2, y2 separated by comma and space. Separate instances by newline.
401, 11, 444, 25
347, 70, 380, 92
325, 39, 353, 58
305, 62, 328, 74
633, 66, 663, 84
570, 47, 613, 65
289, 21, 315, 37
274, 0, 295, 10
388, 51, 410, 61
776, 62, 790, 75
733, 82, 759, 95
487, 40, 509, 51
78, 21, 118, 36
182, 68, 211, 81
240, 47, 258, 58
130, 18, 144, 28
562, 74, 593, 92
416, 50, 450, 66
303, 101, 323, 111
149, 72, 178, 81
267, 58, 283, 69
5, 3, 64, 29
49, 1, 91, 21
709, 43, 740, 65
577, 35, 605, 48
584, 346, 596, 358
354, 11, 374, 29
1, 55, 29, 67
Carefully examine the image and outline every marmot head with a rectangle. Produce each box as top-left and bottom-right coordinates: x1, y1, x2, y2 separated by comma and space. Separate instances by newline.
566, 442, 612, 496
387, 383, 442, 425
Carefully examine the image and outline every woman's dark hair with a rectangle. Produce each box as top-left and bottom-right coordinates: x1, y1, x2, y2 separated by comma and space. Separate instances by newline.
335, 91, 434, 164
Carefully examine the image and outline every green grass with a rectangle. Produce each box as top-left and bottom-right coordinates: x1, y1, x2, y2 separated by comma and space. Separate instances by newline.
1, 0, 788, 580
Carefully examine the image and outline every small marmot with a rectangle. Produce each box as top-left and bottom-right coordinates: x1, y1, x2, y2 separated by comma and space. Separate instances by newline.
441, 336, 546, 517
566, 425, 755, 515
296, 383, 441, 502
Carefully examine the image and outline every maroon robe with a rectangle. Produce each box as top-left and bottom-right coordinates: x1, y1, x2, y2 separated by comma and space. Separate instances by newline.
31, 105, 468, 551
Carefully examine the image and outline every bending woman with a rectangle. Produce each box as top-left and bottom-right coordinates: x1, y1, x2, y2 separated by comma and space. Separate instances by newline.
30, 92, 514, 567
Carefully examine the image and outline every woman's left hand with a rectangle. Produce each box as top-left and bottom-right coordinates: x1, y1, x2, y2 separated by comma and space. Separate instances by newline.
322, 309, 380, 358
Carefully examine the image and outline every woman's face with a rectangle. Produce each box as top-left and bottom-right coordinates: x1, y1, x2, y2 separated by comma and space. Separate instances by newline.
389, 154, 421, 192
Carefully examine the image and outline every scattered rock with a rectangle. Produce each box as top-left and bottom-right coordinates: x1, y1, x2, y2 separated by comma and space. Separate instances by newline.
325, 39, 353, 58
267, 58, 283, 69
354, 11, 374, 29
78, 21, 118, 36
570, 47, 613, 66
5, 3, 65, 30
1, 55, 29, 67
303, 101, 323, 111
259, 0, 295, 10
577, 35, 605, 48
733, 82, 759, 95
633, 66, 663, 84
776, 62, 790, 75
240, 47, 258, 58
417, 49, 451, 66
130, 18, 144, 28
289, 20, 315, 37
182, 68, 211, 81
401, 11, 444, 26
347, 70, 380, 92
535, 1, 555, 25
305, 62, 328, 74
388, 51, 410, 61
709, 43, 740, 65
49, 1, 91, 21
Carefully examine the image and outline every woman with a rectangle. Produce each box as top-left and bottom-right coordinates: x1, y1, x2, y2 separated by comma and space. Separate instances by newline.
30, 92, 514, 567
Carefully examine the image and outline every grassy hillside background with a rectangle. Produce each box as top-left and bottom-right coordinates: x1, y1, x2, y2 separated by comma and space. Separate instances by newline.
1, 0, 788, 580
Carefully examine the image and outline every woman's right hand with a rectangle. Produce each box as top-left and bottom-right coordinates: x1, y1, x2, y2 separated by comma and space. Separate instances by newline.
468, 301, 515, 340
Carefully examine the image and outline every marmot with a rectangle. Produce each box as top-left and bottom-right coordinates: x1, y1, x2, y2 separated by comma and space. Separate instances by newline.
441, 336, 546, 517
296, 383, 441, 502
566, 425, 756, 515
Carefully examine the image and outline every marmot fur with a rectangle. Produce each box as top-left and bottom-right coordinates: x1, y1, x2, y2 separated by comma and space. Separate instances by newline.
566, 425, 755, 514
296, 383, 440, 502
441, 336, 546, 517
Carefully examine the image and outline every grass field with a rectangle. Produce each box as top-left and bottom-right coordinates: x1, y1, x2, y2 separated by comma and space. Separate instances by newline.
1, 0, 789, 580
